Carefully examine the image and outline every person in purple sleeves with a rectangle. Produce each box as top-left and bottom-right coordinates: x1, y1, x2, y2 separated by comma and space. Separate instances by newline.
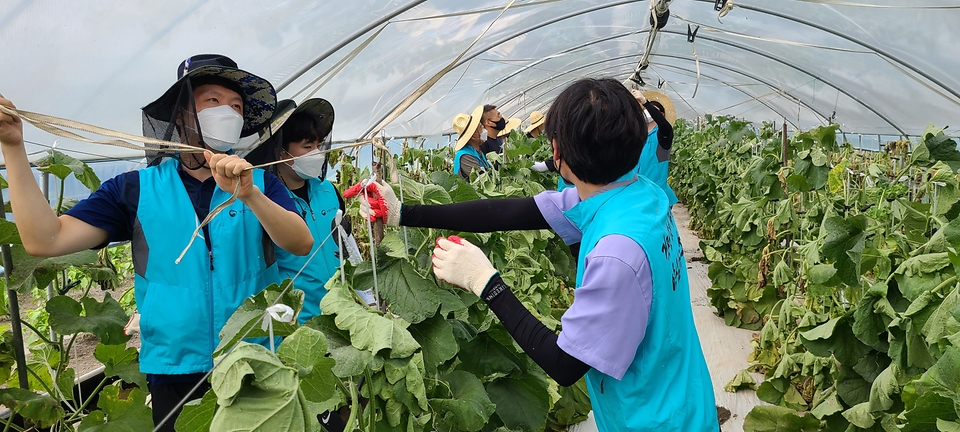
349, 78, 718, 432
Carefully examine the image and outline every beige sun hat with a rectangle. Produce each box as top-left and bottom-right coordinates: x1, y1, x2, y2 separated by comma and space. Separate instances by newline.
641, 90, 677, 126
453, 105, 485, 150
524, 111, 545, 134
497, 117, 521, 137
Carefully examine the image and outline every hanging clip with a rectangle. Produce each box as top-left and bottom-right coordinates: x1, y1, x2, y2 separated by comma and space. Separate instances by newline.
714, 0, 727, 11
687, 24, 700, 43
629, 72, 646, 88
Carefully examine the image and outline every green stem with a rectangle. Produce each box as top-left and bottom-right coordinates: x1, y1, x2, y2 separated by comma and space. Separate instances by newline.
20, 320, 54, 345
55, 178, 66, 216
64, 377, 109, 423
365, 370, 376, 432
24, 365, 54, 395
345, 380, 360, 431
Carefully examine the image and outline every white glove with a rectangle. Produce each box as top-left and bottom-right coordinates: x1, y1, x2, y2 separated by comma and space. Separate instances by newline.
432, 237, 498, 296
531, 161, 549, 172
358, 180, 401, 226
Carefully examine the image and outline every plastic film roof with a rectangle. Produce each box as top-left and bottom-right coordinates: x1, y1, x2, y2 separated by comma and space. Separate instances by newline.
2, 0, 959, 162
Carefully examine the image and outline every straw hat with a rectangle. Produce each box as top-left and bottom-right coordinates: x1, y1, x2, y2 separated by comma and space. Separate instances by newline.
497, 117, 521, 137
641, 90, 677, 126
453, 105, 484, 150
524, 111, 545, 134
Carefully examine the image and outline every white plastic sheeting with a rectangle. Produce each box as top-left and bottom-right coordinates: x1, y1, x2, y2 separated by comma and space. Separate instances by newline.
2, 0, 958, 162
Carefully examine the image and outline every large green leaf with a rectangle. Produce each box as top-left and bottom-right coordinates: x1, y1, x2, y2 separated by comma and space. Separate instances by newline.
209, 343, 312, 431
901, 389, 958, 432
408, 314, 458, 375
78, 386, 153, 432
303, 315, 374, 378
214, 280, 304, 356
429, 371, 497, 431
34, 149, 102, 192
277, 326, 338, 405
486, 374, 550, 431
743, 405, 820, 432
867, 363, 905, 412
47, 294, 129, 345
357, 259, 442, 324
0, 388, 65, 428
94, 343, 147, 390
456, 331, 523, 377
8, 245, 98, 293
821, 214, 867, 287
174, 390, 218, 432
0, 219, 21, 245
319, 280, 420, 358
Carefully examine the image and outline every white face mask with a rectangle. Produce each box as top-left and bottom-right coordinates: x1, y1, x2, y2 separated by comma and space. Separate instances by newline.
479, 128, 489, 142
197, 105, 244, 151
288, 149, 326, 179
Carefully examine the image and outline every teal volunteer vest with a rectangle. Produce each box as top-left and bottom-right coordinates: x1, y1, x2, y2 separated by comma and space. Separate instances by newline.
279, 178, 341, 324
132, 159, 280, 374
562, 175, 717, 432
637, 125, 678, 206
453, 145, 491, 177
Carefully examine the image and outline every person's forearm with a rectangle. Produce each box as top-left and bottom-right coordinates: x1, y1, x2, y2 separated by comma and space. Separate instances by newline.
3, 143, 73, 256
481, 275, 591, 386
241, 189, 313, 255
400, 197, 550, 232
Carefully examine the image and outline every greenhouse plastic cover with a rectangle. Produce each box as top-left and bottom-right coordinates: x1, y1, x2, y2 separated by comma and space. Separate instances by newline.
2, 0, 959, 163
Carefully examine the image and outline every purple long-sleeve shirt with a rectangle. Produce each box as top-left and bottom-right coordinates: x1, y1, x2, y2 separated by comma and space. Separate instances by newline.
533, 187, 653, 380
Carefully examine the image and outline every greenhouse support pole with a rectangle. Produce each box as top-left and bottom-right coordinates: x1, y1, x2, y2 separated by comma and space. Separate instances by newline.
1, 206, 30, 390
40, 172, 56, 340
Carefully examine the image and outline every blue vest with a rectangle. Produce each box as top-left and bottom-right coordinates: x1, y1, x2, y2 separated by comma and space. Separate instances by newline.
562, 175, 717, 432
453, 145, 490, 177
279, 178, 341, 324
132, 159, 280, 374
637, 126, 678, 206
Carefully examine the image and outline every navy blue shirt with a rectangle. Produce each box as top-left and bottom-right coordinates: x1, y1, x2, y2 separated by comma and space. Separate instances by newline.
66, 163, 297, 246
480, 136, 503, 154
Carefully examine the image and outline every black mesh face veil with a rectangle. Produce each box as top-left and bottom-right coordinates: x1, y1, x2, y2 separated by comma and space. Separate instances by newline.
142, 80, 207, 169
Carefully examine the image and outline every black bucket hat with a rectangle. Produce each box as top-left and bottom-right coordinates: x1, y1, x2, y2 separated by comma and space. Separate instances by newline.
244, 98, 335, 167
259, 98, 335, 144
142, 54, 277, 137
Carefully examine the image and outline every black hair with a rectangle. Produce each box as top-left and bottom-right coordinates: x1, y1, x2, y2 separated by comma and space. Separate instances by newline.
544, 78, 647, 184
647, 100, 666, 115
281, 111, 329, 150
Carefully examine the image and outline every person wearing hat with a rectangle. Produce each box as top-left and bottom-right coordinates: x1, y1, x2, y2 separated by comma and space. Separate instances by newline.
479, 104, 508, 154
452, 105, 492, 180
632, 89, 678, 207
0, 54, 312, 431
498, 117, 521, 139
525, 110, 546, 139
245, 98, 360, 325
350, 78, 717, 431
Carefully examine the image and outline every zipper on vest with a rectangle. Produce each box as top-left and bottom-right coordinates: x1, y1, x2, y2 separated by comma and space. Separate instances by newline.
209, 251, 214, 270
600, 379, 604, 394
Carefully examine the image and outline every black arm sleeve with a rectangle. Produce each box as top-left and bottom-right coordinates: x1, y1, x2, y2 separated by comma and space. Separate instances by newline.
399, 197, 550, 232
644, 101, 674, 151
481, 275, 590, 386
